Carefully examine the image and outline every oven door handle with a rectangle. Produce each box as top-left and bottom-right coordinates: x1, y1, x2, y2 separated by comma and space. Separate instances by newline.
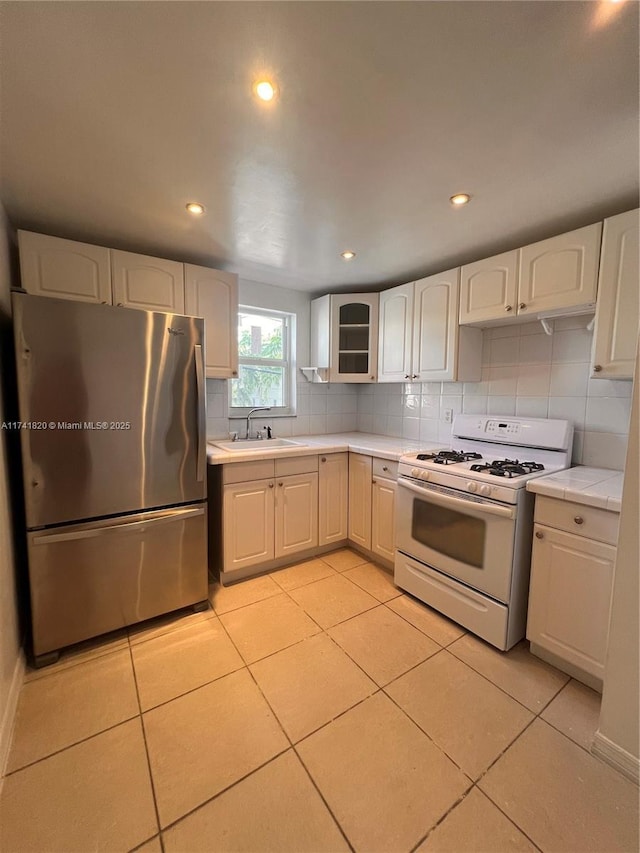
398, 477, 517, 520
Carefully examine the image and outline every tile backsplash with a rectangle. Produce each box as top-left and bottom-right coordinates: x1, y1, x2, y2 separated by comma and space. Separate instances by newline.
355, 317, 632, 470
207, 317, 632, 470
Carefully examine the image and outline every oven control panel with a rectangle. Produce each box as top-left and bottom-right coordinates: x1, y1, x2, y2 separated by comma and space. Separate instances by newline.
485, 420, 520, 437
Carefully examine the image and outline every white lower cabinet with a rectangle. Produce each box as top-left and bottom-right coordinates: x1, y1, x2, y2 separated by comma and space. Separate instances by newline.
371, 475, 397, 562
275, 472, 318, 558
223, 478, 275, 572
348, 453, 372, 550
318, 453, 348, 546
527, 496, 618, 688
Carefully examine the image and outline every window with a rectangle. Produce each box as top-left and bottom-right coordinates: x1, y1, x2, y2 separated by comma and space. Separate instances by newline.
228, 306, 296, 416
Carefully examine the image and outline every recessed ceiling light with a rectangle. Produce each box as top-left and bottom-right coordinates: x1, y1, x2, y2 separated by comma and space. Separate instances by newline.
341, 250, 356, 260
186, 202, 205, 215
254, 80, 276, 102
450, 193, 471, 206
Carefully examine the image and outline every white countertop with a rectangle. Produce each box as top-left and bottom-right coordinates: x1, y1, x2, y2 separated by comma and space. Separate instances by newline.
207, 432, 443, 465
527, 466, 625, 512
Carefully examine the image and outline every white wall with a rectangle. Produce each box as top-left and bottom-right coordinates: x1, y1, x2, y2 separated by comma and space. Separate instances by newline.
357, 317, 632, 469
594, 343, 639, 780
0, 203, 22, 776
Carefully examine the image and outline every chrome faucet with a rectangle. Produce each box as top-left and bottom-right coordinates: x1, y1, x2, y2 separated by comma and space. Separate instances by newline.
246, 407, 271, 439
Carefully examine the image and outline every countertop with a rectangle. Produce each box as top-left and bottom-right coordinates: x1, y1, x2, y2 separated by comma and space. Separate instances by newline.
527, 467, 625, 512
207, 432, 444, 465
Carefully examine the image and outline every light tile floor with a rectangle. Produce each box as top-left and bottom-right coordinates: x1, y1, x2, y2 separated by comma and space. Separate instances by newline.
1, 548, 638, 853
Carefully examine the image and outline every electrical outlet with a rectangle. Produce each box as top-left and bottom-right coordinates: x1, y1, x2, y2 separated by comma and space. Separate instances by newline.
443, 407, 453, 424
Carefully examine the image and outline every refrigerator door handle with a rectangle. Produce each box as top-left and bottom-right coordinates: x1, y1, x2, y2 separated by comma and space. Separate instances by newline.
32, 506, 206, 545
195, 344, 206, 483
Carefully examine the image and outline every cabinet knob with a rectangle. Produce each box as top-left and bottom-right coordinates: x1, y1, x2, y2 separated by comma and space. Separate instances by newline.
370, 376, 375, 381
269, 482, 274, 489
382, 466, 389, 472
535, 530, 544, 539
519, 302, 527, 310
278, 482, 283, 487
232, 371, 238, 376
321, 456, 327, 463
117, 302, 123, 307
593, 365, 602, 373
412, 374, 419, 379
404, 374, 410, 380
574, 516, 584, 525
505, 305, 513, 312
372, 479, 376, 484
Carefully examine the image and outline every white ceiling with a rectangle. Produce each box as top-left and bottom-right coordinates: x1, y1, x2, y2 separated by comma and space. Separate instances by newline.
0, 1, 638, 293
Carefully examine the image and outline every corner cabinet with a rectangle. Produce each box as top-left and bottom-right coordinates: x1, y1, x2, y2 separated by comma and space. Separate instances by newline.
318, 453, 348, 546
18, 231, 112, 304
348, 453, 373, 549
348, 453, 399, 565
379, 269, 482, 382
460, 223, 602, 325
185, 264, 238, 379
590, 208, 639, 380
311, 293, 379, 382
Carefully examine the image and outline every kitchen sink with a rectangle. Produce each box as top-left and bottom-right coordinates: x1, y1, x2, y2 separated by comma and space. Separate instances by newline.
212, 438, 308, 452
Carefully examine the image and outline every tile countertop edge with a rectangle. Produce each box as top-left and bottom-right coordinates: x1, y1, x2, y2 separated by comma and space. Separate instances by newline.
206, 432, 442, 465
527, 467, 625, 513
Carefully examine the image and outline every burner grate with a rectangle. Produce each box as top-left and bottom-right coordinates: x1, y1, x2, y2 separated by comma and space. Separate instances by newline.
416, 450, 483, 465
469, 459, 545, 478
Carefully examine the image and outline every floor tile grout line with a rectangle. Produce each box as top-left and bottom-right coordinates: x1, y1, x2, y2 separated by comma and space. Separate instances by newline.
408, 785, 474, 853
127, 643, 165, 851
2, 713, 141, 779
381, 596, 467, 648
470, 784, 545, 853
22, 638, 130, 684
473, 713, 540, 786
127, 833, 161, 853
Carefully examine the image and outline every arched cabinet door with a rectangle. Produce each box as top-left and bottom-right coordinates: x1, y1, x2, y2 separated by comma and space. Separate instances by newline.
459, 250, 518, 324
18, 231, 112, 304
185, 264, 238, 379
111, 250, 185, 313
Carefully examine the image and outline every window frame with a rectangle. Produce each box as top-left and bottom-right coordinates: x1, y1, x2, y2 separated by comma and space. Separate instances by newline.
228, 305, 296, 418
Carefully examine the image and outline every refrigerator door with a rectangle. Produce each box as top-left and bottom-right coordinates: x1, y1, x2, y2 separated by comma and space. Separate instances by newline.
13, 294, 207, 527
27, 504, 207, 655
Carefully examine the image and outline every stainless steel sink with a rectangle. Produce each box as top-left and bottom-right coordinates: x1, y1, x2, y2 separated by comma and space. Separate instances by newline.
212, 438, 308, 452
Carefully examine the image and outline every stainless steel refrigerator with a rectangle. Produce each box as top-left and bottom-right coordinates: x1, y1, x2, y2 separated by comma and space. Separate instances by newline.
12, 293, 208, 664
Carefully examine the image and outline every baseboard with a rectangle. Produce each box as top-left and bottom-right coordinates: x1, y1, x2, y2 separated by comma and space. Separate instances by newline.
592, 730, 640, 785
0, 647, 25, 781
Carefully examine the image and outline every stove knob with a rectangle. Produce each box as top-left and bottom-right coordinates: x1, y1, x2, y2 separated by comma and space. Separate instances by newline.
419, 471, 430, 481
411, 468, 421, 478
467, 481, 478, 493
479, 484, 492, 496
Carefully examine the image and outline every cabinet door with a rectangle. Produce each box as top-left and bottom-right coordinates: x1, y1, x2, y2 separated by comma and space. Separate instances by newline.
371, 476, 397, 562
329, 293, 379, 383
527, 524, 615, 681
275, 472, 318, 559
378, 283, 414, 382
459, 250, 519, 325
413, 269, 459, 381
185, 264, 239, 379
18, 231, 112, 304
591, 209, 639, 380
112, 250, 185, 313
223, 479, 274, 571
348, 453, 372, 550
518, 223, 602, 316
318, 453, 348, 546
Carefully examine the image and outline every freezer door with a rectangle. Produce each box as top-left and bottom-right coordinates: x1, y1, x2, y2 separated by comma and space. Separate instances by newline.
27, 504, 207, 655
13, 294, 207, 527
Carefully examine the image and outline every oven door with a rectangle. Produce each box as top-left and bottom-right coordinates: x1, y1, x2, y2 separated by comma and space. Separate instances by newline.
395, 476, 517, 603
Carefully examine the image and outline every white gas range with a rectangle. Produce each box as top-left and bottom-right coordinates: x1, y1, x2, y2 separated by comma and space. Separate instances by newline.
394, 415, 573, 651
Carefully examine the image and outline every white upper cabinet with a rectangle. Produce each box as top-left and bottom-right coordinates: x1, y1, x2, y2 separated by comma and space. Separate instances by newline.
18, 231, 112, 304
379, 270, 482, 382
111, 250, 185, 313
591, 209, 639, 380
460, 223, 602, 325
378, 283, 414, 382
184, 264, 238, 379
311, 293, 379, 382
459, 250, 519, 324
517, 222, 601, 316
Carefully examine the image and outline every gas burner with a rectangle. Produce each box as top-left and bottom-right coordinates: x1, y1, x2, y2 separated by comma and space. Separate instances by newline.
470, 459, 545, 479
416, 450, 483, 465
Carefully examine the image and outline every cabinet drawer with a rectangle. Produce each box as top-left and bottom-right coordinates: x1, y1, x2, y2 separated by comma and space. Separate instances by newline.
275, 455, 318, 476
223, 460, 275, 484
372, 457, 398, 480
534, 496, 619, 545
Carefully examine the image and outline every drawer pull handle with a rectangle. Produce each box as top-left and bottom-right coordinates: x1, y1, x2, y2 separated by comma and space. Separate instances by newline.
574, 516, 584, 525
383, 466, 389, 472
535, 531, 544, 539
